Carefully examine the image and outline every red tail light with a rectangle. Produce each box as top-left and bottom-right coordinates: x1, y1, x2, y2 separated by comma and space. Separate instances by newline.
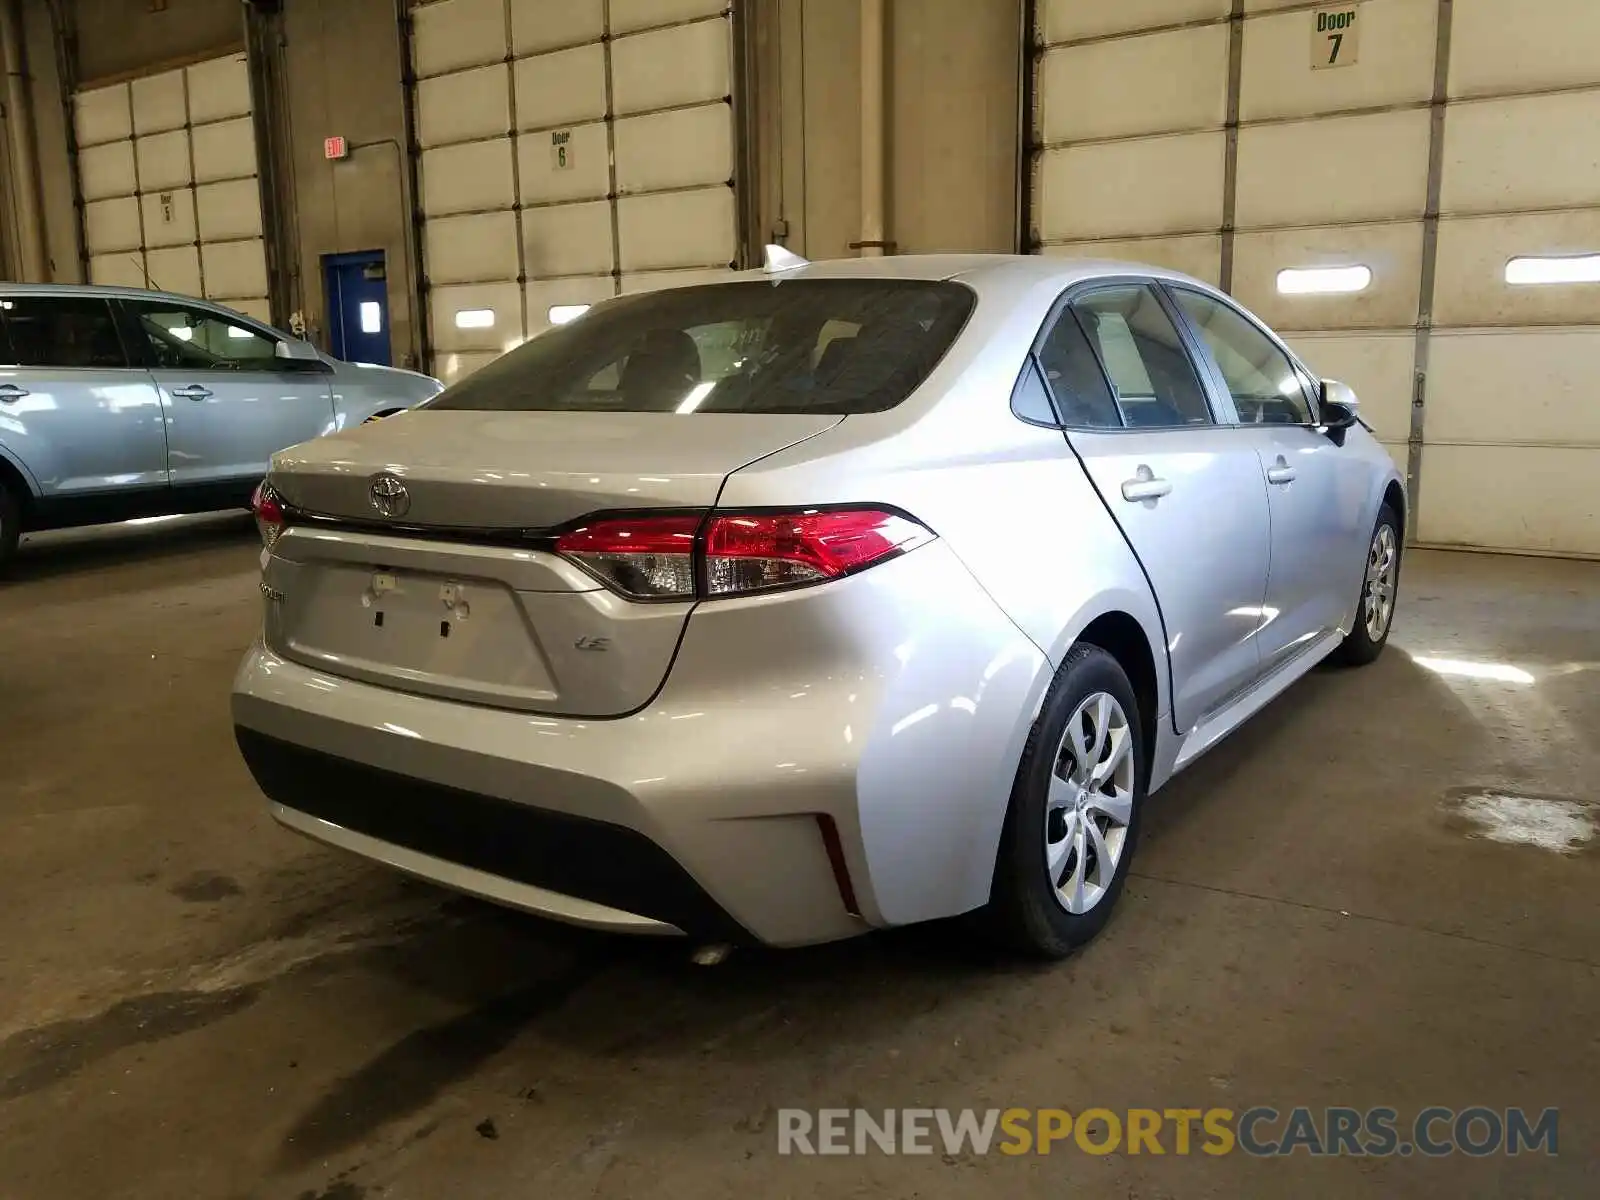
251, 480, 286, 549
703, 509, 932, 596
555, 514, 701, 600
555, 507, 932, 602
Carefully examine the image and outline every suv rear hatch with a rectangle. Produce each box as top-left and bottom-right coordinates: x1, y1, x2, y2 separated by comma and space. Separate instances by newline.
261, 410, 840, 716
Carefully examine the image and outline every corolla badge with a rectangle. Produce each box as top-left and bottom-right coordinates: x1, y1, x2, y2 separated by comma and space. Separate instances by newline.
368, 472, 410, 518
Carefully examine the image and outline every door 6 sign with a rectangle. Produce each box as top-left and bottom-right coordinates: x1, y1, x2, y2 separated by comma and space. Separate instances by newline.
1311, 5, 1360, 69
550, 129, 573, 170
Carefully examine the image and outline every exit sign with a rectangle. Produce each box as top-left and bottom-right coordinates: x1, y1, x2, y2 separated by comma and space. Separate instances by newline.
324, 135, 349, 160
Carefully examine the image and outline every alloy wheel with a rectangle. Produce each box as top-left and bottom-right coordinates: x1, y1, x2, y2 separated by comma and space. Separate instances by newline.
1364, 524, 1399, 642
1044, 691, 1135, 915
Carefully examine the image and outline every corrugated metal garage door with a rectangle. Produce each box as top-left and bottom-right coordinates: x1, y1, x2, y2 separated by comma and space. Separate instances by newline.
74, 53, 270, 323
409, 0, 741, 384
1030, 0, 1599, 557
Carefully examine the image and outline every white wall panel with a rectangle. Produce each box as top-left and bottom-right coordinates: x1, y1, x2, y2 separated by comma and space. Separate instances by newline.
1427, 329, 1600, 447
130, 70, 186, 135
89, 254, 147, 288
615, 106, 731, 193
517, 126, 610, 204
513, 44, 607, 128
201, 239, 267, 299
421, 140, 517, 216
1037, 131, 1225, 241
416, 66, 510, 148
1439, 93, 1600, 216
1434, 212, 1600, 327
412, 0, 506, 77
425, 211, 521, 284
135, 130, 192, 192
227, 298, 273, 324
510, 0, 603, 53
75, 84, 130, 147
1417, 446, 1598, 556
78, 141, 137, 201
185, 56, 252, 123
521, 201, 615, 277
191, 117, 258, 183
1235, 110, 1430, 228
1041, 0, 1227, 42
610, 0, 724, 34
429, 281, 524, 352
84, 197, 143, 253
618, 188, 735, 270
1042, 234, 1222, 285
1039, 27, 1227, 144
1239, 0, 1436, 121
611, 20, 729, 113
147, 245, 203, 296
197, 180, 264, 242
140, 188, 197, 248
1233, 222, 1424, 331
620, 266, 739, 294
1286, 332, 1416, 442
1450, 0, 1600, 96
525, 275, 615, 335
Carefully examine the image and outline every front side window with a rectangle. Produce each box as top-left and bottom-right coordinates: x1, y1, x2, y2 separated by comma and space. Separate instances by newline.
1169, 288, 1314, 425
428, 280, 976, 415
129, 302, 283, 372
1069, 286, 1214, 428
1, 297, 129, 369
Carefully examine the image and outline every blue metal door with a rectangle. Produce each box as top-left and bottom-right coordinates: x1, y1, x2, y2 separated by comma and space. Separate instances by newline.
323, 251, 391, 366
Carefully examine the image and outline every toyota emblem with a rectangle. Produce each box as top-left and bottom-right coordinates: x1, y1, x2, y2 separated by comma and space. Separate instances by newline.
368, 472, 410, 518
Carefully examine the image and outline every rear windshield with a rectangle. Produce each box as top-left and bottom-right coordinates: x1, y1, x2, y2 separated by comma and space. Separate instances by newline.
427, 279, 975, 415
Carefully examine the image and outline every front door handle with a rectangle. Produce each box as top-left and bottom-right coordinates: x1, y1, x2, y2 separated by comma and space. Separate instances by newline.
0, 383, 28, 402
1121, 467, 1173, 502
170, 385, 213, 401
1266, 456, 1297, 485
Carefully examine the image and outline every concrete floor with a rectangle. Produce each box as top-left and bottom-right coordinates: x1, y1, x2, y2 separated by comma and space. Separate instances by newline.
0, 518, 1595, 1199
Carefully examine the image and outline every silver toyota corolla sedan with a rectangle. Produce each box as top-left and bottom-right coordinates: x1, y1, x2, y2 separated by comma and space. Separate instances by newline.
232, 253, 1405, 957
0, 284, 443, 571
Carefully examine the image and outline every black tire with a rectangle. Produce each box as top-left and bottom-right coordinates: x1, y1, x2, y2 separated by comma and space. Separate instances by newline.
986, 644, 1147, 959
0, 477, 19, 577
1330, 503, 1401, 668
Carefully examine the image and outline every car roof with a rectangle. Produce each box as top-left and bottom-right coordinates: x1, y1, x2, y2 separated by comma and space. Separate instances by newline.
0, 281, 245, 308
714, 252, 1211, 292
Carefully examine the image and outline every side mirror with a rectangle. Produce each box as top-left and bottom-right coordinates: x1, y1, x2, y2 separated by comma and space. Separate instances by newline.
275, 338, 323, 363
1319, 378, 1361, 434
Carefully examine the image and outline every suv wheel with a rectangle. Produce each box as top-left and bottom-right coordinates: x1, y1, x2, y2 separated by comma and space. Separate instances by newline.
0, 478, 19, 576
987, 644, 1146, 958
1330, 504, 1401, 667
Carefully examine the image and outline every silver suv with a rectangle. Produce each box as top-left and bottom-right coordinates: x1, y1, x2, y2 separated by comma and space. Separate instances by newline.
0, 284, 443, 570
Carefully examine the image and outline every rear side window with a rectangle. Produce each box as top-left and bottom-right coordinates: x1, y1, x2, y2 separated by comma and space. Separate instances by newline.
1, 297, 129, 369
1070, 286, 1213, 428
1037, 306, 1121, 428
429, 280, 975, 415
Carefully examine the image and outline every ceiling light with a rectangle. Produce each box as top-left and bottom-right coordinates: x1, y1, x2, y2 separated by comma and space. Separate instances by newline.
454, 308, 495, 329
1505, 254, 1600, 285
1276, 265, 1372, 295
227, 325, 252, 339
549, 304, 590, 325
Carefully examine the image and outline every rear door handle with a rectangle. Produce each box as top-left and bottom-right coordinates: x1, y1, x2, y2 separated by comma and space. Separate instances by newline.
1266, 457, 1297, 485
0, 383, 28, 402
1121, 472, 1173, 502
170, 385, 213, 401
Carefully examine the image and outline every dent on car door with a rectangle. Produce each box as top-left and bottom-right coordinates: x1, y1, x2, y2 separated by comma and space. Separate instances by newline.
1165, 286, 1365, 671
0, 295, 168, 498
123, 300, 336, 488
1038, 282, 1273, 734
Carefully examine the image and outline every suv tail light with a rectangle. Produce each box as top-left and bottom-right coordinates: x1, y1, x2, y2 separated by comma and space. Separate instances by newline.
555, 507, 933, 602
251, 480, 286, 549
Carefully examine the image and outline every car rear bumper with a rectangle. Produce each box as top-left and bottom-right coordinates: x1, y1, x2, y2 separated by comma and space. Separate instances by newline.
231, 540, 1051, 946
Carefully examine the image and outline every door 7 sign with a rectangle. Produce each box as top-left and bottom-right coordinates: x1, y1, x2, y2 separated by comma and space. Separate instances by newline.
1311, 5, 1360, 69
